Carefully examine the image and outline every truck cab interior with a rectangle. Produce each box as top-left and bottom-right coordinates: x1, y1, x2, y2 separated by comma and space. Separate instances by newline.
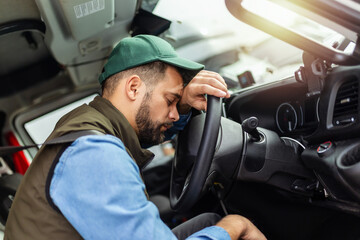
1, 0, 360, 239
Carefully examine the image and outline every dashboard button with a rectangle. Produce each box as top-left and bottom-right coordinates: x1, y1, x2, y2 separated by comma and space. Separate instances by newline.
317, 141, 334, 156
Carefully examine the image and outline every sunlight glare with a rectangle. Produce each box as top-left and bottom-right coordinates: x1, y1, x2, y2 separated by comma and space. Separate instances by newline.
242, 0, 297, 27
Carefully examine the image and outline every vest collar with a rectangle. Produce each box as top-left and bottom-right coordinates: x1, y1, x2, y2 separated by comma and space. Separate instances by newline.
89, 96, 154, 168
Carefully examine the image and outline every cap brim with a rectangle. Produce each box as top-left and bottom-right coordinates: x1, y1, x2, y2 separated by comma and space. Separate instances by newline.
161, 56, 204, 72
161, 56, 204, 84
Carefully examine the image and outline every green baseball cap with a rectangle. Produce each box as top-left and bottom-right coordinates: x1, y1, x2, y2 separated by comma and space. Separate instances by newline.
98, 34, 204, 85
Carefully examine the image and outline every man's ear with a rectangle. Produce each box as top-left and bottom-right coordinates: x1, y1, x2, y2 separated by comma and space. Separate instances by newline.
125, 75, 143, 101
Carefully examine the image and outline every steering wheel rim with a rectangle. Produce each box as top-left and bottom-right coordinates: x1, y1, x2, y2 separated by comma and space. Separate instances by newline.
170, 95, 222, 212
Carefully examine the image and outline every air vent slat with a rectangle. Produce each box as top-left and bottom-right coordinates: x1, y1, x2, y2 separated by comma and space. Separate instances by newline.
335, 98, 358, 105
336, 90, 358, 99
333, 77, 359, 124
340, 79, 358, 87
334, 100, 358, 107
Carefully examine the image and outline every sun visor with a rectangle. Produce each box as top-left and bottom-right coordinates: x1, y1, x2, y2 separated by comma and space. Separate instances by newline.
130, 9, 171, 37
35, 0, 138, 85
225, 0, 360, 66
56, 0, 115, 40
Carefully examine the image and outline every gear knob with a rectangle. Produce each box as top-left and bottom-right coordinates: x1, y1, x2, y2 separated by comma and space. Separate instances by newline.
242, 117, 261, 141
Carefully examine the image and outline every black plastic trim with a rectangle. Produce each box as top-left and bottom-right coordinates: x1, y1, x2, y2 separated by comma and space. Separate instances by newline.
45, 144, 70, 213
0, 20, 45, 36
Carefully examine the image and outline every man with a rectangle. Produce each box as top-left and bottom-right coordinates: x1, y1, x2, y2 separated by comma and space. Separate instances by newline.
5, 35, 266, 240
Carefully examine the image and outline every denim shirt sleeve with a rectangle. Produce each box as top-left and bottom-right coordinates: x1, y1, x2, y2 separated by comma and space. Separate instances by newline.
50, 134, 229, 240
188, 226, 231, 240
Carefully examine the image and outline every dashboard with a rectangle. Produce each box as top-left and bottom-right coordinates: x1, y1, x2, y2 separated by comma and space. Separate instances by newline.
226, 76, 320, 139
226, 65, 360, 144
225, 65, 360, 215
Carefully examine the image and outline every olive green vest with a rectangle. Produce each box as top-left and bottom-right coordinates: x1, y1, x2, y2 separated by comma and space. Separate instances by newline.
5, 96, 154, 240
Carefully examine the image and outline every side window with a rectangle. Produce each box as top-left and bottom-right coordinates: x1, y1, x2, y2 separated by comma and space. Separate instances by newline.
24, 94, 97, 144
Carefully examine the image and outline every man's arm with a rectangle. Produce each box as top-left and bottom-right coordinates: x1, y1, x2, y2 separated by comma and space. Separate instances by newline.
215, 215, 267, 240
50, 135, 177, 239
49, 134, 234, 240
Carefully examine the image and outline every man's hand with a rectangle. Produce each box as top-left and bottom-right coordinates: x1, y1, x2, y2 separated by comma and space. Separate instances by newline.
216, 215, 267, 240
177, 70, 230, 114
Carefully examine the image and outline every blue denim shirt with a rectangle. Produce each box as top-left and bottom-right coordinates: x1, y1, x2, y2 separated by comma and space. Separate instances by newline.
50, 122, 230, 240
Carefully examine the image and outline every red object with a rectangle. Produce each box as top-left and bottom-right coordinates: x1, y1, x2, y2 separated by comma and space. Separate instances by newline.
317, 141, 332, 153
5, 132, 30, 175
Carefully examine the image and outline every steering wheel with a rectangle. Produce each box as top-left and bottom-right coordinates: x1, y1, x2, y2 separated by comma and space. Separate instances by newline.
170, 95, 222, 212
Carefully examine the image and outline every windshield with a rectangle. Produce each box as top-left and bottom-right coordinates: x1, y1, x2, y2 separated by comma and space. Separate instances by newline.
153, 0, 350, 91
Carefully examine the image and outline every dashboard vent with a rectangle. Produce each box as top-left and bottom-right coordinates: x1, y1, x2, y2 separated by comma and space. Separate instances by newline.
333, 76, 359, 125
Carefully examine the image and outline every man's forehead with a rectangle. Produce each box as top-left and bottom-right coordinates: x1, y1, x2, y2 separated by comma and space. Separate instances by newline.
165, 80, 184, 94
151, 66, 184, 95
157, 74, 184, 91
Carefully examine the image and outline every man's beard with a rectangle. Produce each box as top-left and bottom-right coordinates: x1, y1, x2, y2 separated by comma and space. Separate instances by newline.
135, 93, 171, 145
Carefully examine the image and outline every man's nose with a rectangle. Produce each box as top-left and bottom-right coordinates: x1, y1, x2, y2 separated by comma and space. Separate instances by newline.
169, 106, 180, 122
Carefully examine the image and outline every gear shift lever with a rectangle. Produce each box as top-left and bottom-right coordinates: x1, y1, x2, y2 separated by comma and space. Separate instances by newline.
242, 117, 261, 142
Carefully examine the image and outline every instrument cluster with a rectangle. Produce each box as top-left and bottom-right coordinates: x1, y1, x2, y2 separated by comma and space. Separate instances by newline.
275, 97, 320, 134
